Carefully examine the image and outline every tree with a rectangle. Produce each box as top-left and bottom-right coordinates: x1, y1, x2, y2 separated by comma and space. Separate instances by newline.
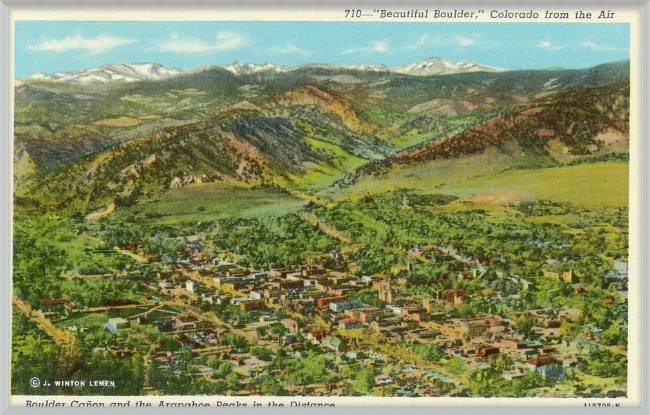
447, 357, 465, 375
218, 362, 233, 377
353, 368, 376, 395
515, 313, 535, 337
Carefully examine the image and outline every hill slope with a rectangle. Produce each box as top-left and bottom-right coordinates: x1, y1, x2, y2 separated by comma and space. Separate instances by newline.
14, 60, 630, 215
329, 79, 630, 206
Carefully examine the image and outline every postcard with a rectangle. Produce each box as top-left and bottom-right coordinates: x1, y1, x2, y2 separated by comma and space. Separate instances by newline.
6, 5, 643, 409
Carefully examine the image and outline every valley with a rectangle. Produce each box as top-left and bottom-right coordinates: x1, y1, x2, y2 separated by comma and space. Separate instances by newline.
12, 57, 631, 399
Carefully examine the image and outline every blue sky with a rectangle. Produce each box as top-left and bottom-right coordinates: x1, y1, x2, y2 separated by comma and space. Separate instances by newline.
15, 21, 630, 78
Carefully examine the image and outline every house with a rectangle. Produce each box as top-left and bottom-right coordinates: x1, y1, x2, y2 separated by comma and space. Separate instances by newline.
158, 281, 173, 289
574, 287, 586, 294
307, 330, 328, 344
538, 364, 565, 381
475, 346, 500, 357
604, 298, 615, 306
201, 294, 214, 304
322, 336, 345, 352
526, 356, 558, 371
375, 375, 393, 384
103, 318, 129, 333
340, 319, 363, 329
316, 295, 348, 310
240, 299, 266, 311
186, 280, 203, 293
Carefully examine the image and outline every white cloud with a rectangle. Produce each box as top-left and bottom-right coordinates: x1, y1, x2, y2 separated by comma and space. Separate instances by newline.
537, 41, 562, 50
457, 36, 475, 46
272, 43, 311, 55
27, 35, 136, 55
343, 39, 388, 54
372, 40, 388, 52
406, 35, 441, 50
581, 41, 624, 51
158, 32, 245, 53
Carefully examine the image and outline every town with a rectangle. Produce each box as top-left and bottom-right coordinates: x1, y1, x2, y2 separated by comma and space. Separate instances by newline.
12, 193, 629, 398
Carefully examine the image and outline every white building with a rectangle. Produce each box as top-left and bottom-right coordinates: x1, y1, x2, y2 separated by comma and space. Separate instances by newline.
186, 280, 203, 292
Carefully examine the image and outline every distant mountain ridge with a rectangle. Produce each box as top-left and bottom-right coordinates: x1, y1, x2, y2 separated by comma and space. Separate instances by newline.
25, 62, 185, 84
391, 57, 501, 75
13, 57, 630, 215
221, 60, 291, 75
24, 57, 502, 84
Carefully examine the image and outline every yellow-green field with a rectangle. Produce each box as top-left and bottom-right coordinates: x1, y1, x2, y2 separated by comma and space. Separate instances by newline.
119, 183, 308, 225
289, 137, 368, 191
331, 161, 629, 210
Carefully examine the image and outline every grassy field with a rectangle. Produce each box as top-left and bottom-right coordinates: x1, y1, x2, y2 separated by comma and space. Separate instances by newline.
331, 161, 629, 210
118, 183, 308, 225
289, 138, 368, 192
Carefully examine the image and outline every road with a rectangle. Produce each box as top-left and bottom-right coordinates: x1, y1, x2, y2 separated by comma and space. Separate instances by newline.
12, 296, 78, 378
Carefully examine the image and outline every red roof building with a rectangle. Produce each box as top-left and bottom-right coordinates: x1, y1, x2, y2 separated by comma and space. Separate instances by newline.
240, 299, 266, 311
475, 346, 500, 357
526, 356, 558, 370
307, 330, 328, 343
316, 295, 348, 310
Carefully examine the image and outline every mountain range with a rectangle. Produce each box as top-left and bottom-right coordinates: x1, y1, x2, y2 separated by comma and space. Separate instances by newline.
25, 62, 185, 85
13, 58, 630, 216
23, 57, 501, 84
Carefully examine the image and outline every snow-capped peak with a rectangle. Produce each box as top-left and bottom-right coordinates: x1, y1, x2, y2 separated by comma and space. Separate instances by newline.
221, 61, 289, 75
392, 57, 501, 75
24, 62, 184, 84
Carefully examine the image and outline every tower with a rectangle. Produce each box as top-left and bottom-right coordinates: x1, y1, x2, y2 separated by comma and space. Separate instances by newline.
401, 193, 412, 210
